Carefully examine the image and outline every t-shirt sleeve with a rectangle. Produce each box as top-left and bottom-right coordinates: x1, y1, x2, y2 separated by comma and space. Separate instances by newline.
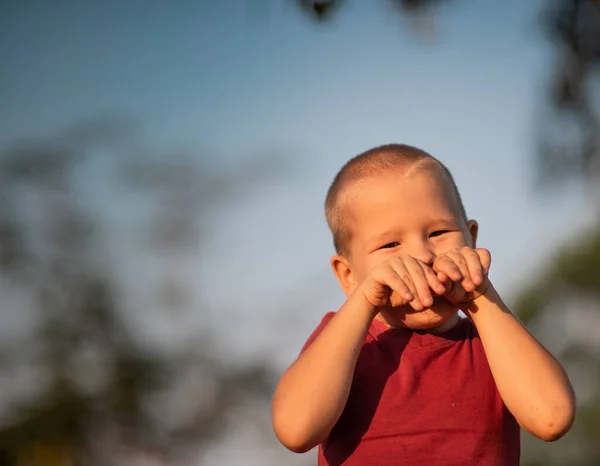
299, 311, 336, 355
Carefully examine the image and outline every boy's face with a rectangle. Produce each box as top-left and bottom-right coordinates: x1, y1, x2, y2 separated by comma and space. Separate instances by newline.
332, 165, 478, 331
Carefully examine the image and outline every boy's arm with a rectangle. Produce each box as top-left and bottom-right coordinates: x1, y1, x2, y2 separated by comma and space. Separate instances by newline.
463, 284, 576, 442
272, 254, 442, 453
271, 292, 376, 453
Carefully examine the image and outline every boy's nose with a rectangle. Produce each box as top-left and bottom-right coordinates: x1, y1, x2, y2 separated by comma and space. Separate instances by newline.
409, 243, 436, 266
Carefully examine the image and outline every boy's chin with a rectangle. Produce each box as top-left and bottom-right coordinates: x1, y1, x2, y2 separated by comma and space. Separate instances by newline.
380, 299, 461, 331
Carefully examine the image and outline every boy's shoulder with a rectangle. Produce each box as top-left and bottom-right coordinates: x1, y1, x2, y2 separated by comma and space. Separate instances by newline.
300, 311, 336, 354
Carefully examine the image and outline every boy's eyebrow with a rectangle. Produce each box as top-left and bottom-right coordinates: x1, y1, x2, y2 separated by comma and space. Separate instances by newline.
428, 217, 461, 227
373, 227, 403, 239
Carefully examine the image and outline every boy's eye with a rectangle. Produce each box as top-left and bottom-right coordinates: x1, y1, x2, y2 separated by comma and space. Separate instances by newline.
381, 242, 400, 249
430, 230, 450, 238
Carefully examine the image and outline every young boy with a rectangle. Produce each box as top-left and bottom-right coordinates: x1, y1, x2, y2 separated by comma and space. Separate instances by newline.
271, 144, 576, 465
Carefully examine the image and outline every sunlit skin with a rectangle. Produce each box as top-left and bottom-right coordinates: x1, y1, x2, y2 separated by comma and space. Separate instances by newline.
331, 164, 483, 332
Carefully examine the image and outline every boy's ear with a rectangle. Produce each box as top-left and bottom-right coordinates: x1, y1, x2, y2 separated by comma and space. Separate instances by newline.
467, 219, 479, 247
330, 254, 356, 296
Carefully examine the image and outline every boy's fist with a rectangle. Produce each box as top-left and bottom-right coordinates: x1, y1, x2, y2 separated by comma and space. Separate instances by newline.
432, 247, 491, 304
357, 255, 447, 313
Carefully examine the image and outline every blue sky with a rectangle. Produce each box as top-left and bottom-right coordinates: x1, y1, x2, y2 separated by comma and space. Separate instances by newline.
1, 0, 595, 370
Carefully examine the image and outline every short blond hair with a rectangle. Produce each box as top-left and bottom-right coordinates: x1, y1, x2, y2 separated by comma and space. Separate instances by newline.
324, 144, 467, 256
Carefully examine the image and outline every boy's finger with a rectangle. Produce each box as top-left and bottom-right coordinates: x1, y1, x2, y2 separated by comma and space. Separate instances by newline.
476, 248, 492, 274
389, 260, 425, 311
447, 250, 475, 291
436, 271, 453, 294
433, 256, 462, 282
404, 258, 434, 308
420, 262, 446, 296
386, 274, 414, 305
463, 248, 484, 286
384, 267, 415, 304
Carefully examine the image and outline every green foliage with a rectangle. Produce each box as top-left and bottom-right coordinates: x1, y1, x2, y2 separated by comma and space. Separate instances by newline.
513, 228, 600, 324
0, 120, 279, 464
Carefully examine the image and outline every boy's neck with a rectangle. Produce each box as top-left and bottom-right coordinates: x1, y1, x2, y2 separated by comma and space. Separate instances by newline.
376, 312, 461, 335
422, 313, 461, 335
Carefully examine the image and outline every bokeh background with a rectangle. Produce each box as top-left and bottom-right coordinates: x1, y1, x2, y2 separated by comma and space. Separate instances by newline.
1, 1, 599, 465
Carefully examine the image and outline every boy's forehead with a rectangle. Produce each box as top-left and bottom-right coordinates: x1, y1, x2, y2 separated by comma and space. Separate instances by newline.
343, 166, 461, 221
345, 164, 451, 198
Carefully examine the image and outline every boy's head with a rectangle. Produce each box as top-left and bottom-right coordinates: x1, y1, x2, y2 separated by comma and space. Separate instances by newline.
325, 144, 479, 330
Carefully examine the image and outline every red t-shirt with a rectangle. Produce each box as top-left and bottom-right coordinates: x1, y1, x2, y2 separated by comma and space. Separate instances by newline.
300, 313, 520, 466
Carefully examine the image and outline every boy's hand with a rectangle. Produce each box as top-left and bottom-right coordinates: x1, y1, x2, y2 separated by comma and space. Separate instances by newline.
432, 247, 491, 304
358, 255, 447, 313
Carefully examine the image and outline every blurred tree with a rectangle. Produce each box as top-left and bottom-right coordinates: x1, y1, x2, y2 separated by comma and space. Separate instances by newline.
0, 117, 279, 465
536, 0, 600, 189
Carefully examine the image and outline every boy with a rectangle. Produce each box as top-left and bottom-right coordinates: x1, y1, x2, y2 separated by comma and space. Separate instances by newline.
271, 144, 576, 465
